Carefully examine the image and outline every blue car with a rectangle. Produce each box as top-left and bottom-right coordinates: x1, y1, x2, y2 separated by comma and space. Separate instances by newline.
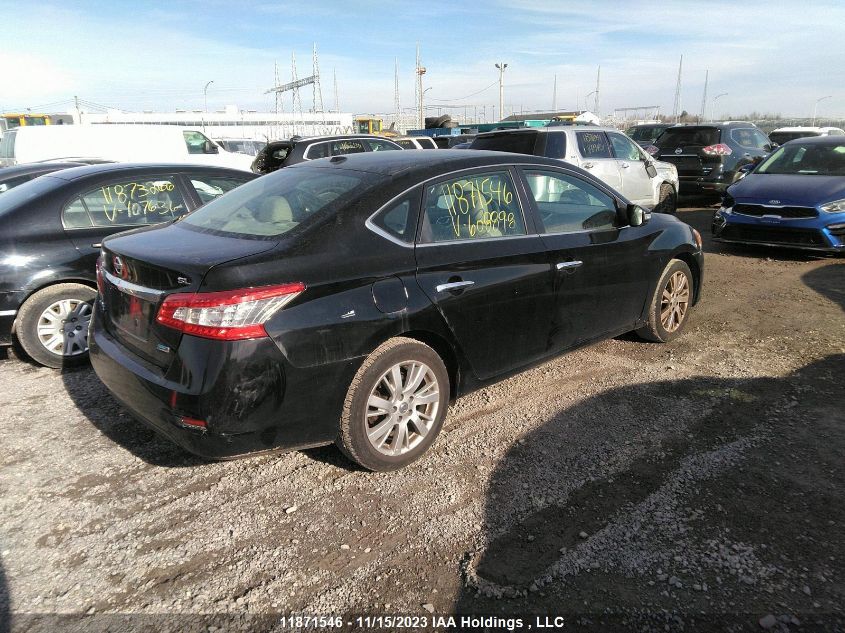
712, 136, 845, 253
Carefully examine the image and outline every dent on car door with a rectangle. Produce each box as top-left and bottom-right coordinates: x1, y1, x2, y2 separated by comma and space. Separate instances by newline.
62, 174, 192, 272
413, 168, 555, 380
518, 167, 655, 348
608, 132, 655, 206
574, 131, 624, 193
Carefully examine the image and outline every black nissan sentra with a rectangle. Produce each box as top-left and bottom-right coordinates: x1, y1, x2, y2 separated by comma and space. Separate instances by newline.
90, 150, 704, 471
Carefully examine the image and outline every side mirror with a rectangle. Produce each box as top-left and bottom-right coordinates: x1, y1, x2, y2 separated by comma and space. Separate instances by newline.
645, 162, 658, 178
627, 203, 650, 227
204, 140, 219, 154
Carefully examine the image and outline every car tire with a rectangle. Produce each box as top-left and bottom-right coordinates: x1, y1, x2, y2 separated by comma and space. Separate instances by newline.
636, 260, 693, 343
15, 283, 96, 369
337, 337, 450, 471
654, 183, 677, 214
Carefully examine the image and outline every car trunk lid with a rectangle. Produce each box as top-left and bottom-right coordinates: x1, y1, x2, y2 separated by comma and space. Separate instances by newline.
100, 223, 278, 368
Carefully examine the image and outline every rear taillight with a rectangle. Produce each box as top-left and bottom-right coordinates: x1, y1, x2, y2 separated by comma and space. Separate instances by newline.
702, 143, 732, 156
645, 145, 659, 156
156, 283, 305, 341
95, 255, 105, 296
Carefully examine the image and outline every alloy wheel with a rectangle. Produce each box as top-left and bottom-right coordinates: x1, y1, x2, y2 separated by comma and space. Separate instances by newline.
36, 299, 92, 356
660, 271, 690, 333
365, 361, 441, 457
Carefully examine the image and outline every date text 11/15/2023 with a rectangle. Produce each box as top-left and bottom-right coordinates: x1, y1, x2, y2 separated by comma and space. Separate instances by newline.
277, 615, 578, 630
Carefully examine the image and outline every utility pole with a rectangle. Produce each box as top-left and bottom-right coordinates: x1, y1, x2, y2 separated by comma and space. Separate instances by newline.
416, 44, 426, 128
700, 70, 709, 122
813, 95, 833, 126
73, 95, 82, 125
203, 80, 213, 132
495, 62, 508, 121
394, 58, 401, 132
552, 74, 557, 111
594, 65, 600, 116
333, 68, 339, 113
672, 55, 683, 123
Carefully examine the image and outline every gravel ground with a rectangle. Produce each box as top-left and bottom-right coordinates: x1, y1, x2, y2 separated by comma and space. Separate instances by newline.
0, 203, 843, 632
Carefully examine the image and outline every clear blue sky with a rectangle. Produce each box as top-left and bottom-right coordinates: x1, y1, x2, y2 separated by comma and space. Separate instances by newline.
2, 0, 843, 120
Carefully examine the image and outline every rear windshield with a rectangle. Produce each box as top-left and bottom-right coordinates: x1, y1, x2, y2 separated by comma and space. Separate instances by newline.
470, 132, 537, 155
756, 142, 845, 176
180, 167, 368, 238
627, 126, 666, 143
769, 131, 820, 145
0, 175, 62, 216
655, 127, 720, 148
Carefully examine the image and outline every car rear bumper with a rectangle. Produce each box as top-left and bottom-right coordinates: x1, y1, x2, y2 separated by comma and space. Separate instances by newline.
89, 309, 351, 459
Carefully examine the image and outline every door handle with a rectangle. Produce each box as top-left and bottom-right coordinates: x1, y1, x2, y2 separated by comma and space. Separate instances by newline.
435, 280, 475, 293
556, 260, 583, 270
582, 162, 594, 169
91, 243, 102, 248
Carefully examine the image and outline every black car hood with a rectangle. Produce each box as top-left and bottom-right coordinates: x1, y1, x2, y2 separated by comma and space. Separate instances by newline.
730, 174, 845, 205
103, 222, 278, 276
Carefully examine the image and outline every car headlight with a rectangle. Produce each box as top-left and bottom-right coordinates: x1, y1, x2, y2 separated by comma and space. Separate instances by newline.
820, 198, 845, 213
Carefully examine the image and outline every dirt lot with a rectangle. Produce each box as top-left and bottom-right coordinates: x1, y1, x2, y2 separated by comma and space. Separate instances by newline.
0, 201, 843, 632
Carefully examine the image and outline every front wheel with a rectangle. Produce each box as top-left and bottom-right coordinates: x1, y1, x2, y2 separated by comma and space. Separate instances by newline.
15, 283, 96, 369
636, 260, 693, 343
337, 337, 450, 471
654, 183, 677, 214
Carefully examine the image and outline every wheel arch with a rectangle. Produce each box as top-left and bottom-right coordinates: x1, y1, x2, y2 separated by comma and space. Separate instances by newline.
394, 329, 462, 400
671, 250, 702, 305
11, 277, 97, 335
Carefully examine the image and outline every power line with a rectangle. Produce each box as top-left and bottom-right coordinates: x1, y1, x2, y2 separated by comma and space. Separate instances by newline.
427, 81, 498, 103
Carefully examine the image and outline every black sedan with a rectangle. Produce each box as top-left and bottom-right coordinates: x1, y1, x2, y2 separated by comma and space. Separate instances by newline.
90, 151, 704, 471
0, 161, 89, 194
0, 163, 256, 367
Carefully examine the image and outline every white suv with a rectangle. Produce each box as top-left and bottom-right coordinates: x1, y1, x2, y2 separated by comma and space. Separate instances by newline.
470, 126, 680, 213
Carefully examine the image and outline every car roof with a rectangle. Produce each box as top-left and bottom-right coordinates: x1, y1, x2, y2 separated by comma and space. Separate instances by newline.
43, 162, 252, 182
287, 148, 571, 177
0, 162, 84, 178
269, 134, 398, 146
779, 135, 845, 146
477, 126, 609, 137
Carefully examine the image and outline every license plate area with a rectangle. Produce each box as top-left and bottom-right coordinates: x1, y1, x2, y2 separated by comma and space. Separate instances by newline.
109, 287, 156, 343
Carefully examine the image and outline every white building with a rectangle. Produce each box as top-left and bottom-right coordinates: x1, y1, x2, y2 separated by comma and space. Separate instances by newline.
78, 106, 354, 141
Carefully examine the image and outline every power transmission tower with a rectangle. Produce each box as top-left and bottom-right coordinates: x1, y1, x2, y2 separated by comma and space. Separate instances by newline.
672, 55, 683, 123
700, 69, 708, 122
312, 43, 324, 116
291, 52, 303, 134
415, 44, 426, 128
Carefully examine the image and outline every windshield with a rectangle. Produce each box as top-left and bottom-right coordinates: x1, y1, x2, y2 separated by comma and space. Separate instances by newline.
180, 167, 368, 238
756, 142, 845, 176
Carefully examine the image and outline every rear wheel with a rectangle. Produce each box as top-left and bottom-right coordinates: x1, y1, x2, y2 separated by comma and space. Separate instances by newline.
637, 260, 693, 343
16, 283, 96, 369
654, 183, 677, 214
337, 337, 449, 471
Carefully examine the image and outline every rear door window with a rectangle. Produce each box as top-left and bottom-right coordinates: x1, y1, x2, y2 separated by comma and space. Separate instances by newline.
370, 191, 421, 243
75, 176, 188, 227
543, 132, 567, 159
469, 132, 538, 155
575, 131, 613, 158
305, 142, 329, 159
420, 170, 526, 243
